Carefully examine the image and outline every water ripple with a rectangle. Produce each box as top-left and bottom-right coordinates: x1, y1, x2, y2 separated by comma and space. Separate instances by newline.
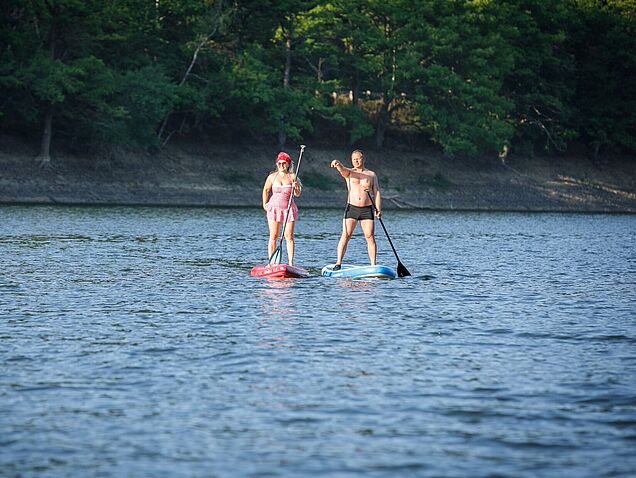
1, 206, 635, 477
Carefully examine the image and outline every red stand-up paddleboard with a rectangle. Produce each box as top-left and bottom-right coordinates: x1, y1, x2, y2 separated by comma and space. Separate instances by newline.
250, 263, 309, 279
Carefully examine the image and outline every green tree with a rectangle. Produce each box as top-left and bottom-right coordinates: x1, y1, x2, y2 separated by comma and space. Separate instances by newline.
404, 1, 515, 155
2, 0, 634, 160
154, 0, 235, 145
1, 1, 124, 164
497, 0, 576, 155
570, 0, 636, 157
222, 0, 322, 147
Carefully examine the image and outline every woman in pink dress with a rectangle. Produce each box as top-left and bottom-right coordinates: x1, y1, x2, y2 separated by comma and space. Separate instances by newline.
262, 151, 302, 265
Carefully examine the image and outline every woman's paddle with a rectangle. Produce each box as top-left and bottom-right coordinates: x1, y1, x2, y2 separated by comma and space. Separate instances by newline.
269, 145, 306, 265
365, 189, 411, 277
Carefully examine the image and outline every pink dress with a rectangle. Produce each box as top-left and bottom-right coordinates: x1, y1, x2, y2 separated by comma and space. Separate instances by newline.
266, 184, 298, 222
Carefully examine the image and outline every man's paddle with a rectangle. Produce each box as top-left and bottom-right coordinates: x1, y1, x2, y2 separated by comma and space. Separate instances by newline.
365, 189, 411, 277
269, 145, 306, 265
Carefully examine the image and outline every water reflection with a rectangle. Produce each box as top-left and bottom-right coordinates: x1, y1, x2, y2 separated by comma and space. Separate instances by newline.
253, 278, 299, 318
250, 279, 303, 348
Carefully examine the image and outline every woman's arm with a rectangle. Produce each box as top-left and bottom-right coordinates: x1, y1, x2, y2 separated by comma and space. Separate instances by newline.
262, 174, 273, 210
292, 174, 302, 197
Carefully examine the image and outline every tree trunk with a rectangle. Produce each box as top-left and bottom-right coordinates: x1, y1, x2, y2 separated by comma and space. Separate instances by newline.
278, 122, 287, 149
351, 71, 360, 106
283, 35, 291, 88
37, 12, 57, 166
374, 95, 391, 150
278, 24, 292, 149
348, 71, 360, 146
36, 107, 53, 166
374, 20, 397, 151
157, 2, 230, 146
158, 33, 212, 145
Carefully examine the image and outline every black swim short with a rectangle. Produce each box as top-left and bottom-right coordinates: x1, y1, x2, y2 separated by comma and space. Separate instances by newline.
343, 204, 374, 221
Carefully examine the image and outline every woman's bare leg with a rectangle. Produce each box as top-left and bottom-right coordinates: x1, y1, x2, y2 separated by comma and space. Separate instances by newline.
267, 220, 281, 259
284, 222, 295, 265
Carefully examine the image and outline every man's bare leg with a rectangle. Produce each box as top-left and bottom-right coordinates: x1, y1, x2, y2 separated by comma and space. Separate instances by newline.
336, 218, 358, 266
360, 219, 376, 265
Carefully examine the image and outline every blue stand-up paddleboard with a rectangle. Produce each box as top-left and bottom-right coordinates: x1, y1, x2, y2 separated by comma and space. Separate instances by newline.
321, 264, 397, 280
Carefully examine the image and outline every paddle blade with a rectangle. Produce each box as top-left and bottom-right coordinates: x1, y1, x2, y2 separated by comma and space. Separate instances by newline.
268, 246, 282, 265
397, 261, 411, 277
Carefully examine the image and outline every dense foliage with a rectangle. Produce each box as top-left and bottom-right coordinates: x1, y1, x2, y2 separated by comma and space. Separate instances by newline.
1, 0, 634, 160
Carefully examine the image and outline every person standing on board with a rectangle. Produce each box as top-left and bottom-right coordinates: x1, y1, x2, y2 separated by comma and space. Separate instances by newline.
329, 149, 381, 270
262, 151, 302, 265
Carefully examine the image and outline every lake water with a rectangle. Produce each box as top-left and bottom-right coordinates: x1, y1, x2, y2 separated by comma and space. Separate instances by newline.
1, 205, 635, 477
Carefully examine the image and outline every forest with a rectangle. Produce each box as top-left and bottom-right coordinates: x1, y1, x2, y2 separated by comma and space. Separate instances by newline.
1, 0, 635, 165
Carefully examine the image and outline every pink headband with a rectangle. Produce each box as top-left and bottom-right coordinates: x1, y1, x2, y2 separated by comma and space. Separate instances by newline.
276, 152, 291, 165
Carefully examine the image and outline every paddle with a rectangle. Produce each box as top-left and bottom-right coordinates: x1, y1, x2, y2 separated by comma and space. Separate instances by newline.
269, 145, 306, 265
365, 189, 411, 277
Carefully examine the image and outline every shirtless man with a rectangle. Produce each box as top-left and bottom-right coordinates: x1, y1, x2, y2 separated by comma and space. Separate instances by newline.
330, 149, 381, 270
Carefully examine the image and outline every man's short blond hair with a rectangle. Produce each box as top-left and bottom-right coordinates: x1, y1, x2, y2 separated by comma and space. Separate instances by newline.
352, 149, 364, 158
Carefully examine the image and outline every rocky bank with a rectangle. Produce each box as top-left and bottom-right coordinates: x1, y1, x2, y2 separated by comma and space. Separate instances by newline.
1, 138, 634, 213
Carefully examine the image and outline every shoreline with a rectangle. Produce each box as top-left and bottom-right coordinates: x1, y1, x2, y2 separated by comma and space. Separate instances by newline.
1, 141, 635, 213
2, 200, 634, 215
